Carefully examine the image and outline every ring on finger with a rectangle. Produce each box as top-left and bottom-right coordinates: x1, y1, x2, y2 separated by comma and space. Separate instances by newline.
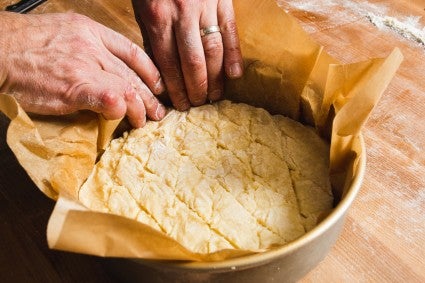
200, 25, 221, 37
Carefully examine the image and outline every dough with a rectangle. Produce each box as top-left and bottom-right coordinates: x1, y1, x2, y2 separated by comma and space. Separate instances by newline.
79, 100, 333, 253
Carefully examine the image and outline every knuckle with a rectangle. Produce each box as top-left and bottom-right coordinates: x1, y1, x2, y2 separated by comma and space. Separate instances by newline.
225, 43, 241, 56
196, 78, 208, 91
182, 34, 197, 49
123, 87, 138, 102
74, 38, 97, 54
226, 45, 241, 57
99, 90, 121, 108
159, 59, 182, 78
128, 41, 141, 62
174, 0, 188, 11
143, 2, 169, 27
222, 19, 238, 35
222, 20, 242, 53
147, 10, 164, 26
149, 23, 170, 41
202, 35, 224, 57
185, 54, 204, 72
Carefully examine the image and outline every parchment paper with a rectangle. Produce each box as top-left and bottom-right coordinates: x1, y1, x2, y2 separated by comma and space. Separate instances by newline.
0, 0, 403, 261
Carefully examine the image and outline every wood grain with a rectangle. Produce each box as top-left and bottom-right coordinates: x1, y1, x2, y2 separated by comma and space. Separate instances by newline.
0, 0, 424, 282
280, 0, 425, 281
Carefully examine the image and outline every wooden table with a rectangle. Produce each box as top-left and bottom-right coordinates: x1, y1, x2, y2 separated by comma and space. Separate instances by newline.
0, 0, 424, 282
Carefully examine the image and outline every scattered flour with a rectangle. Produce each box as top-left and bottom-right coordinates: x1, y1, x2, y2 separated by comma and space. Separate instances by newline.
280, 0, 387, 15
279, 0, 389, 17
366, 13, 425, 46
281, 0, 425, 47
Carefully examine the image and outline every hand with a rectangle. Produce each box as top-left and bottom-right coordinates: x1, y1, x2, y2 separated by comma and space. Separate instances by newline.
132, 0, 243, 110
0, 12, 166, 128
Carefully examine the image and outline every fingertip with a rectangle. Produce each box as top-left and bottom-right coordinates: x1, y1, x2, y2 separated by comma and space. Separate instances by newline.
153, 77, 166, 95
218, 3, 244, 80
129, 94, 148, 128
155, 104, 166, 120
131, 115, 147, 128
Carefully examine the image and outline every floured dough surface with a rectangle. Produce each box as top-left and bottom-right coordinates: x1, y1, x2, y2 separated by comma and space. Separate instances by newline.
79, 100, 333, 253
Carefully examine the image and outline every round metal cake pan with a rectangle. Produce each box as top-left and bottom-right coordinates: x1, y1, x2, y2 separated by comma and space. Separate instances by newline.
105, 135, 366, 283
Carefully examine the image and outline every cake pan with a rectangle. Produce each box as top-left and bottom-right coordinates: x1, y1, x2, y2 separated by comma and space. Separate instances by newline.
104, 135, 366, 283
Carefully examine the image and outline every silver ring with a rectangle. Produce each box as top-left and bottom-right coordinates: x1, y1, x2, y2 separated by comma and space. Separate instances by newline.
200, 25, 221, 37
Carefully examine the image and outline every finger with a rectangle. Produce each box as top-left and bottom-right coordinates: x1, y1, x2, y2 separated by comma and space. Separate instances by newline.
137, 81, 166, 121
71, 71, 147, 128
100, 54, 166, 121
122, 84, 147, 128
138, 21, 154, 59
175, 17, 208, 106
200, 4, 224, 102
144, 23, 190, 111
96, 24, 165, 95
218, 0, 243, 79
202, 32, 224, 101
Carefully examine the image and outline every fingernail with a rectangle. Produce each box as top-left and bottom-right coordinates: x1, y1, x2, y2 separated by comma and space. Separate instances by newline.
155, 104, 166, 120
154, 78, 165, 94
228, 63, 243, 78
140, 119, 146, 128
134, 116, 146, 128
